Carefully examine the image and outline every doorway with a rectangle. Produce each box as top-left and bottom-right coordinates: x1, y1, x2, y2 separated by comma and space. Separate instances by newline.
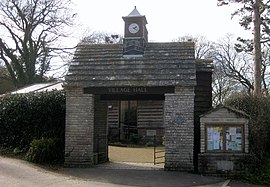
119, 100, 138, 142
103, 96, 166, 168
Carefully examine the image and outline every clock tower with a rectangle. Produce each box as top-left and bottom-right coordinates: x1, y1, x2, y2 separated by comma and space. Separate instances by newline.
122, 6, 148, 56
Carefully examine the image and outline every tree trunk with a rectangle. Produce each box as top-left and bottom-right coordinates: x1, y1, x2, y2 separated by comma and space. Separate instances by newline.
253, 0, 262, 97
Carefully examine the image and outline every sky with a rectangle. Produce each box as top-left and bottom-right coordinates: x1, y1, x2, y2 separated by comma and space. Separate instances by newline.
70, 0, 251, 44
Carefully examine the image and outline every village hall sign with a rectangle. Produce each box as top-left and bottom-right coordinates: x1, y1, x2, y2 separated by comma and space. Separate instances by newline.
84, 86, 175, 95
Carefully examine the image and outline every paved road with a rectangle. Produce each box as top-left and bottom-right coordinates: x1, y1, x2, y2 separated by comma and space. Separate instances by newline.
0, 156, 120, 187
0, 156, 263, 187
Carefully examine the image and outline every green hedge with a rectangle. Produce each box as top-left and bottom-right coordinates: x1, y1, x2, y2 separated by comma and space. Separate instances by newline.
0, 91, 65, 151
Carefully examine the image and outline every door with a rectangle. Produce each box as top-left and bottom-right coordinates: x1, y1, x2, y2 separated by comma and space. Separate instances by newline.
119, 101, 137, 141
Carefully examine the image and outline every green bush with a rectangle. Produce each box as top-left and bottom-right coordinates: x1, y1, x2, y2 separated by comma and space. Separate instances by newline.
145, 141, 154, 147
25, 138, 62, 163
0, 91, 65, 150
225, 94, 270, 159
13, 147, 24, 155
129, 134, 142, 144
240, 154, 270, 186
225, 94, 270, 184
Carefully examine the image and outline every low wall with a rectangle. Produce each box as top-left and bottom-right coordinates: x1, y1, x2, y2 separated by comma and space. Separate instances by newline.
198, 153, 250, 175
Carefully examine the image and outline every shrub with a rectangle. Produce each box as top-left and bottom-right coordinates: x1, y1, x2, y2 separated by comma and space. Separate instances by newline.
13, 147, 24, 155
145, 141, 154, 147
25, 138, 63, 163
225, 94, 270, 185
240, 154, 270, 186
0, 91, 65, 150
225, 94, 270, 160
129, 134, 142, 144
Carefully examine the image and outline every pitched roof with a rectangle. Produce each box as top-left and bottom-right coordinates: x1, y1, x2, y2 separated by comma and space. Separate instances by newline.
66, 42, 198, 87
128, 6, 142, 17
195, 59, 213, 72
201, 105, 249, 119
122, 6, 148, 24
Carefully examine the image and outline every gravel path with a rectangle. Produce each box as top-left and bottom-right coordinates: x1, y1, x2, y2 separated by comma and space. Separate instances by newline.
109, 145, 164, 164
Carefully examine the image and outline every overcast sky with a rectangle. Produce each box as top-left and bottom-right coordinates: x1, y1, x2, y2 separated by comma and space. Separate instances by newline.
70, 0, 251, 43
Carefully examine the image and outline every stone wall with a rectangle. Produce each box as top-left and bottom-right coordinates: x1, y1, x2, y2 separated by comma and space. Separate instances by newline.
164, 86, 194, 171
64, 87, 95, 167
198, 153, 251, 175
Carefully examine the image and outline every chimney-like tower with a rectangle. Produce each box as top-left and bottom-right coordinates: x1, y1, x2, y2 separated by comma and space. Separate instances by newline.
122, 6, 148, 56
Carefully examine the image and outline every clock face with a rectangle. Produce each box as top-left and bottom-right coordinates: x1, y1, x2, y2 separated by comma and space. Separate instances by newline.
128, 23, 139, 34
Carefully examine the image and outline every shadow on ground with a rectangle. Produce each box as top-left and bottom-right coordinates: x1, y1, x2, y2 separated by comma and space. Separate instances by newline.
60, 161, 223, 187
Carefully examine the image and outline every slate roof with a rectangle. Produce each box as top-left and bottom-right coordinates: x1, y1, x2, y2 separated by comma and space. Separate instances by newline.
195, 59, 213, 72
201, 105, 250, 119
66, 42, 198, 87
122, 6, 148, 24
128, 6, 142, 17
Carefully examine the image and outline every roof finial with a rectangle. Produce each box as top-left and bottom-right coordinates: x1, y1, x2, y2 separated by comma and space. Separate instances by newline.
127, 6, 141, 17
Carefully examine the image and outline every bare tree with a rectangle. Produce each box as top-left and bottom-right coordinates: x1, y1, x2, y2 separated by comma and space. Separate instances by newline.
212, 62, 240, 105
0, 0, 75, 88
173, 35, 238, 105
173, 35, 215, 59
261, 43, 270, 95
213, 35, 254, 95
0, 61, 15, 94
79, 31, 123, 44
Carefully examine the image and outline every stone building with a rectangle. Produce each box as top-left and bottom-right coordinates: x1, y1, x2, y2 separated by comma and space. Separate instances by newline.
64, 7, 212, 171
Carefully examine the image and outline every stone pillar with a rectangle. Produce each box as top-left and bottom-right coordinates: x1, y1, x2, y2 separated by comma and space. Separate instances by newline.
94, 95, 108, 163
164, 86, 195, 171
64, 87, 95, 167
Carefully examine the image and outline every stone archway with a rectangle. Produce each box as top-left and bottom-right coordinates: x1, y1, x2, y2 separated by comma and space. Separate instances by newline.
64, 86, 195, 171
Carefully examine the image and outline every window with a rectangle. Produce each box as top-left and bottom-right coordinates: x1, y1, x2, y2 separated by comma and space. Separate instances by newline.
206, 125, 243, 152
